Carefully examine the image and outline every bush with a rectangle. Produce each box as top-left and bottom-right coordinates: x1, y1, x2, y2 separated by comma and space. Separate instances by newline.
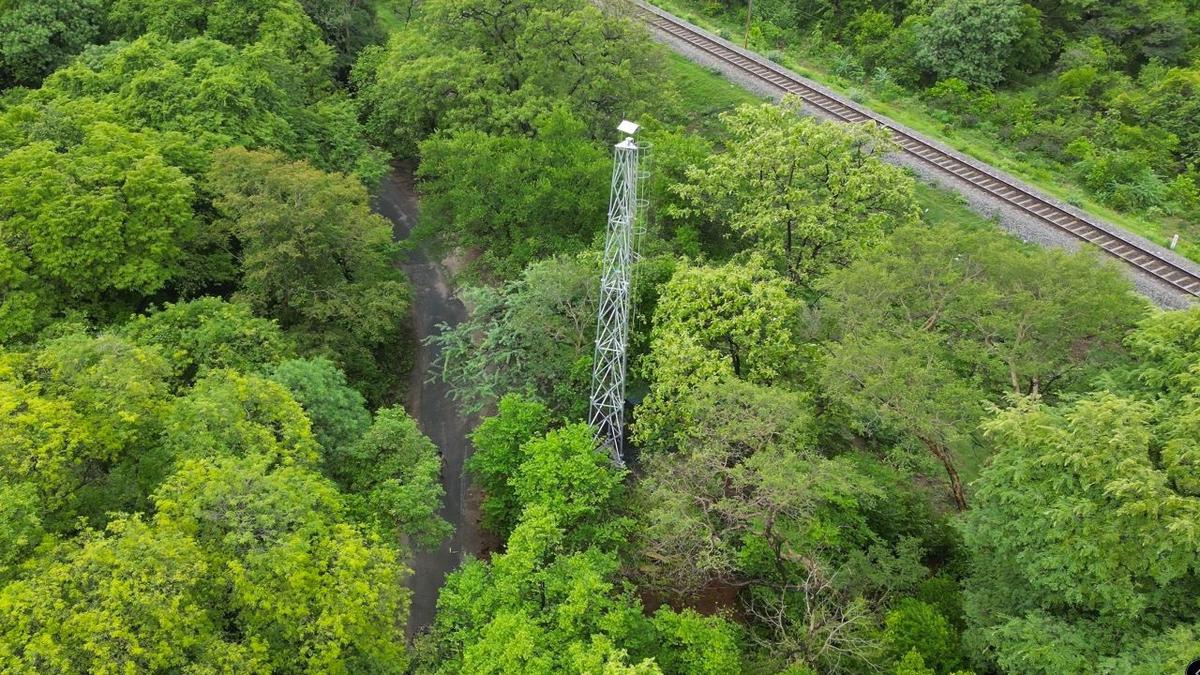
884, 598, 961, 672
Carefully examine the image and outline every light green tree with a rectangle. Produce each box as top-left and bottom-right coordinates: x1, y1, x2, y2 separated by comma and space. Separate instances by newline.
106, 0, 336, 82
882, 599, 960, 672
0, 333, 172, 520
161, 369, 320, 468
634, 258, 803, 449
510, 423, 626, 542
649, 257, 802, 383
673, 98, 919, 283
0, 516, 261, 673
467, 394, 553, 537
153, 456, 410, 672
0, 480, 43, 580
962, 385, 1200, 671
0, 123, 195, 339
0, 455, 412, 673
31, 34, 378, 178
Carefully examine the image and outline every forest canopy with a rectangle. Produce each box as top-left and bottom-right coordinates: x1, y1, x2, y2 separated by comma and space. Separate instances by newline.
672, 0, 1200, 254
2, 0, 1199, 671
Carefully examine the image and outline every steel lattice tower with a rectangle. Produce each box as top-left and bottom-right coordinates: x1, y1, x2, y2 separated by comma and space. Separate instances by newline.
589, 125, 649, 466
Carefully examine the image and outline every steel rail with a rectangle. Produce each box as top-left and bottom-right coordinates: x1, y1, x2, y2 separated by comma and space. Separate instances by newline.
633, 1, 1200, 297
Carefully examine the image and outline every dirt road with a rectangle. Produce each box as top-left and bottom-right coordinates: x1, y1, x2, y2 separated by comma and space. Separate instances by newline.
374, 166, 480, 636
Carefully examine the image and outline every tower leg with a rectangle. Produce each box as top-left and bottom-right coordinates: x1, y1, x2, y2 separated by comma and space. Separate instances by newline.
588, 138, 643, 466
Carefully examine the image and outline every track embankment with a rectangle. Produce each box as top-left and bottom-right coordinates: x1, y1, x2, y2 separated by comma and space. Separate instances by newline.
635, 0, 1199, 307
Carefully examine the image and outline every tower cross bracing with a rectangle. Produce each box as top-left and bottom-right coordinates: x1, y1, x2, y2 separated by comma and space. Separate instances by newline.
588, 131, 648, 466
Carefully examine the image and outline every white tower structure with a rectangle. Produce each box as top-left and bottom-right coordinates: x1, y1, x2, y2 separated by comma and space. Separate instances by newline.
589, 120, 649, 466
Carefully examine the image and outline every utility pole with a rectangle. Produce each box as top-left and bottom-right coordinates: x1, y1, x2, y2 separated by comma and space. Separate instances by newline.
743, 0, 753, 47
588, 120, 648, 466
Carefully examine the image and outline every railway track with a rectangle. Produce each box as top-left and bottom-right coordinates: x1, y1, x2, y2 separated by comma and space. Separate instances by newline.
633, 1, 1200, 299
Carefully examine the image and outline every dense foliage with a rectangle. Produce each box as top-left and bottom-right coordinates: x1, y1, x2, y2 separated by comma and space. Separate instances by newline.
4, 0, 1199, 670
419, 413, 741, 674
677, 0, 1200, 250
0, 0, 104, 88
416, 108, 611, 275
352, 0, 666, 157
0, 4, 401, 395
432, 88, 1171, 671
0, 304, 444, 671
955, 309, 1200, 672
0, 2, 433, 671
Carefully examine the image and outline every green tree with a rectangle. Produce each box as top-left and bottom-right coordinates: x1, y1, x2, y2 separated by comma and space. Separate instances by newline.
673, 98, 919, 283
430, 254, 599, 416
818, 221, 1145, 508
208, 147, 410, 400
0, 0, 104, 88
0, 122, 195, 340
30, 34, 379, 178
416, 107, 609, 276
883, 599, 960, 673
634, 258, 803, 448
467, 394, 553, 537
352, 0, 665, 155
121, 297, 295, 387
297, 0, 388, 75
634, 378, 874, 596
105, 0, 337, 81
350, 36, 499, 158
918, 0, 1025, 87
821, 329, 980, 510
962, 382, 1200, 671
425, 506, 738, 674
1008, 3, 1055, 77
633, 379, 820, 593
468, 408, 624, 545
1126, 63, 1200, 166
1073, 0, 1195, 67
629, 372, 917, 673
337, 406, 452, 548
267, 357, 371, 455
637, 123, 716, 256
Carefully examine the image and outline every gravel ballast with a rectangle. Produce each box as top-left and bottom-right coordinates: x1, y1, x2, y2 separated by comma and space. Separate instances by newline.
642, 3, 1195, 309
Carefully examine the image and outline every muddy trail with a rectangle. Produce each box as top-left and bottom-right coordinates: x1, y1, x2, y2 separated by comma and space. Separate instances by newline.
374, 166, 481, 636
